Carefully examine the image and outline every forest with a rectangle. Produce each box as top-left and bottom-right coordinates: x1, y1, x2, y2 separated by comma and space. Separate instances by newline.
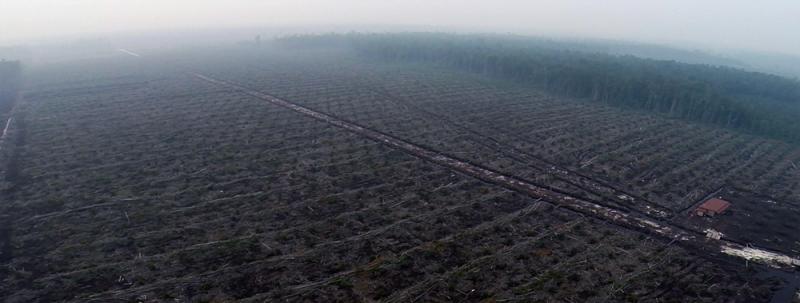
279, 33, 800, 144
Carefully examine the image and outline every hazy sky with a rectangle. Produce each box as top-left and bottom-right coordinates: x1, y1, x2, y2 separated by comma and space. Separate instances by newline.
2, 0, 800, 55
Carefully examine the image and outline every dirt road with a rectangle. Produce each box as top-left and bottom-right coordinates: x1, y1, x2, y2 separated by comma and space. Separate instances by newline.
193, 72, 800, 270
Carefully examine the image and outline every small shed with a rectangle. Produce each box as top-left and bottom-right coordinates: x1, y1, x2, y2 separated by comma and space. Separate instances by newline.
695, 198, 731, 217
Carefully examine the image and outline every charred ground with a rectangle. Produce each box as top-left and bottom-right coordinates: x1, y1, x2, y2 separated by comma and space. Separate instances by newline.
0, 39, 798, 302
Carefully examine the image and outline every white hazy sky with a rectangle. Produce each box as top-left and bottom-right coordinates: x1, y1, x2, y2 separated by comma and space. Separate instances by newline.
2, 0, 799, 55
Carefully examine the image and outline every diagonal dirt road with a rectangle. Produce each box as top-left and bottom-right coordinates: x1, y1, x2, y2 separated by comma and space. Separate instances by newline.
192, 72, 800, 270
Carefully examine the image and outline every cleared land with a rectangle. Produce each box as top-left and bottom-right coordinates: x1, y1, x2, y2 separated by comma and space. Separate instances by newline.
186, 47, 800, 253
0, 47, 797, 302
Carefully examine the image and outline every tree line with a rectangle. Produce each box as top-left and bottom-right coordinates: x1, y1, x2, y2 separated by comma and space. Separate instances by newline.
278, 33, 800, 144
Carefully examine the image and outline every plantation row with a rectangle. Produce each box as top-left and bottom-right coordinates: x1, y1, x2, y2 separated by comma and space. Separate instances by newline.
0, 52, 778, 302
203, 49, 800, 206
175, 47, 800, 254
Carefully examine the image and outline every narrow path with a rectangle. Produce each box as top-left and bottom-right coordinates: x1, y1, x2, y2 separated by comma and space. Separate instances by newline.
117, 49, 141, 57
0, 92, 19, 150
192, 72, 800, 270
0, 117, 11, 150
1, 117, 11, 140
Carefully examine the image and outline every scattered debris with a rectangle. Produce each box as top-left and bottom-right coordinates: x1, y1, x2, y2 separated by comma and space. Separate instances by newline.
705, 229, 724, 240
196, 72, 798, 271
721, 244, 800, 269
617, 194, 634, 201
580, 155, 599, 168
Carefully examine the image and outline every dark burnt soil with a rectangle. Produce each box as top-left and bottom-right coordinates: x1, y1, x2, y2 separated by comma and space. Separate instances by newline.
678, 187, 800, 255
0, 49, 792, 302
0, 215, 10, 263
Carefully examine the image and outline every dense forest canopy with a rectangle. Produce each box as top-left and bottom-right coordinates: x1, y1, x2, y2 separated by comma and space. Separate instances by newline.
278, 33, 800, 144
0, 60, 22, 116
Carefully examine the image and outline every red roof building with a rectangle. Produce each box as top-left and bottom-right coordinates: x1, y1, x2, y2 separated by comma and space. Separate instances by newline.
695, 198, 731, 217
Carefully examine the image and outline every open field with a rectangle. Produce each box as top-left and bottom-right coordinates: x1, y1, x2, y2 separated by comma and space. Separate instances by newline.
0, 46, 798, 301
183, 47, 800, 253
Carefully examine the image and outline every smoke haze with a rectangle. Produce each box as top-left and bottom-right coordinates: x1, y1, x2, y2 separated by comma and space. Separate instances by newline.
2, 0, 799, 55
